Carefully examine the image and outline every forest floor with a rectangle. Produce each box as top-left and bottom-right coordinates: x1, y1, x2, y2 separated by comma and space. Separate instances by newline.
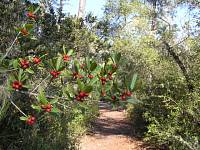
79, 102, 150, 150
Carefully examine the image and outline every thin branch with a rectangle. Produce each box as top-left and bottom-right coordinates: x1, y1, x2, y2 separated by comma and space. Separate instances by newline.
8, 97, 27, 117
1, 32, 20, 62
172, 35, 190, 47
31, 75, 50, 93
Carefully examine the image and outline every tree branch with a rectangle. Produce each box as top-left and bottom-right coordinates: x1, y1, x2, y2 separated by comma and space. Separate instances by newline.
163, 41, 193, 92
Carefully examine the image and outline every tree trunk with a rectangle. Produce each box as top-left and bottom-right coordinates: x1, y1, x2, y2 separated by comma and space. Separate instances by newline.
58, 0, 63, 23
78, 0, 86, 18
163, 41, 194, 92
151, 0, 157, 31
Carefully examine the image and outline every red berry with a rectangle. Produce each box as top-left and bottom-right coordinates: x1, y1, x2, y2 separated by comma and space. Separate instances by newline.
31, 116, 36, 122
32, 57, 41, 64
79, 92, 85, 98
75, 95, 83, 102
73, 72, 79, 79
12, 81, 23, 90
100, 77, 107, 82
76, 95, 81, 100
46, 108, 51, 112
46, 104, 52, 109
50, 70, 61, 78
57, 71, 61, 75
84, 93, 89, 97
26, 119, 32, 125
27, 12, 36, 20
100, 77, 107, 85
126, 91, 132, 97
108, 72, 113, 76
20, 28, 29, 36
26, 116, 36, 125
88, 74, 94, 79
63, 54, 70, 62
111, 95, 116, 100
20, 59, 30, 69
108, 76, 113, 80
79, 74, 84, 79
120, 95, 126, 101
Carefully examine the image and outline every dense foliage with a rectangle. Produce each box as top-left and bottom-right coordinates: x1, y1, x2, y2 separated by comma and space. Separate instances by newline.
103, 0, 200, 149
0, 1, 138, 149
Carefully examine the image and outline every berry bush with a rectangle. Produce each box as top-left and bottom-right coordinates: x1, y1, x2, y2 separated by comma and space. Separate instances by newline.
0, 3, 139, 149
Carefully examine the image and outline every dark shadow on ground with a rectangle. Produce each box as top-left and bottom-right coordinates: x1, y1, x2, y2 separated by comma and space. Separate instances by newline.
89, 102, 135, 137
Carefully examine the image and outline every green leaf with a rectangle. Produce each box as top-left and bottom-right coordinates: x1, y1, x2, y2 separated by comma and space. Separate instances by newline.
114, 52, 121, 63
63, 70, 71, 78
63, 45, 66, 54
56, 56, 62, 70
12, 59, 19, 69
89, 77, 98, 85
86, 57, 90, 70
31, 104, 41, 110
65, 84, 76, 95
130, 73, 138, 90
51, 108, 60, 113
74, 60, 79, 72
67, 49, 73, 56
20, 116, 28, 121
18, 69, 23, 81
50, 99, 58, 104
33, 6, 40, 14
83, 85, 93, 93
77, 79, 84, 91
26, 68, 34, 74
127, 98, 142, 104
25, 24, 33, 30
91, 65, 101, 74
90, 61, 97, 71
38, 89, 48, 104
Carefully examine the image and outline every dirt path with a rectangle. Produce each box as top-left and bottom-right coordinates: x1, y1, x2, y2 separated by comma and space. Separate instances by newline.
79, 102, 148, 150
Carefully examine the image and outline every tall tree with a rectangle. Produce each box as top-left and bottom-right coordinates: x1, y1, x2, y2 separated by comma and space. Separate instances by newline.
78, 0, 86, 18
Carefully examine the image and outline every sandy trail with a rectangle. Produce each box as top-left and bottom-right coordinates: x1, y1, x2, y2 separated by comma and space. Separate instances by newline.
80, 102, 148, 150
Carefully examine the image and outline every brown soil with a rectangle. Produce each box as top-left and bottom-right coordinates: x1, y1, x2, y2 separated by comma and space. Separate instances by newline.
79, 102, 150, 150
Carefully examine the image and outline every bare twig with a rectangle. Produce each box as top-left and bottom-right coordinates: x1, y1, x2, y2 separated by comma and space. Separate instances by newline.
1, 32, 20, 61
8, 97, 27, 117
31, 75, 50, 93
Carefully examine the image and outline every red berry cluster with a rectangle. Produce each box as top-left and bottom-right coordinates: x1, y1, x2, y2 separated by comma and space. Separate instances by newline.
27, 12, 36, 20
80, 63, 86, 70
125, 91, 132, 97
120, 91, 132, 101
32, 57, 41, 64
73, 72, 83, 79
88, 74, 94, 79
20, 28, 29, 36
12, 81, 23, 90
100, 77, 107, 85
41, 104, 52, 112
50, 70, 61, 79
108, 71, 113, 80
20, 59, 30, 69
75, 91, 89, 102
63, 54, 70, 62
26, 116, 36, 125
